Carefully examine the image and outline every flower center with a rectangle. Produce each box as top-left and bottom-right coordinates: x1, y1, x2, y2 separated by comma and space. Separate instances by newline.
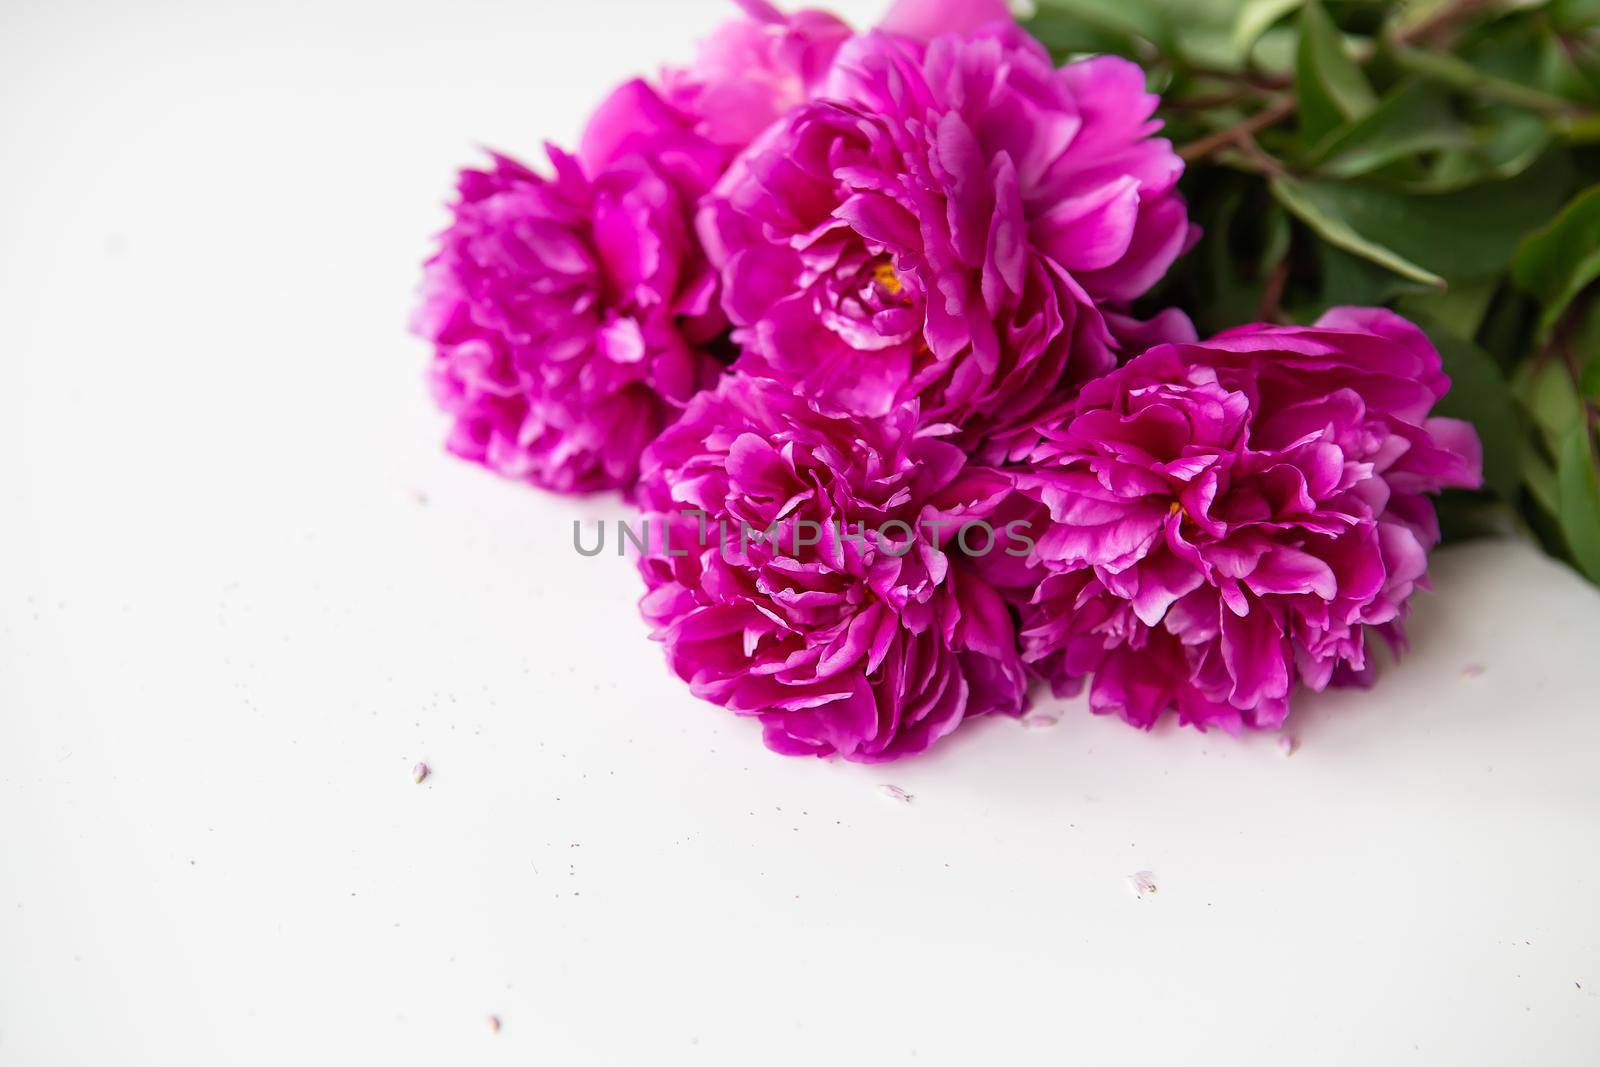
872, 259, 904, 297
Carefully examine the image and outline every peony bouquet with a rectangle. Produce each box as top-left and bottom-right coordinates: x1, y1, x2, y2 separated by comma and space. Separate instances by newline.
416, 0, 1600, 761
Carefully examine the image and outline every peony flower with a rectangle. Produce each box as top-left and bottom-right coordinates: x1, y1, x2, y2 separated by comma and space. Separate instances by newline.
877, 0, 1014, 41
698, 22, 1194, 451
414, 133, 725, 493
634, 374, 1029, 761
652, 0, 853, 152
415, 2, 853, 493
998, 308, 1483, 733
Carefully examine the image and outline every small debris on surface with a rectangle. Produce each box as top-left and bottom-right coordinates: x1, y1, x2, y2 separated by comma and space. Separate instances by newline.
1461, 663, 1486, 680
1021, 707, 1062, 729
878, 784, 914, 804
412, 762, 430, 785
410, 489, 430, 506
1127, 870, 1158, 899
1277, 734, 1298, 758
487, 1014, 502, 1034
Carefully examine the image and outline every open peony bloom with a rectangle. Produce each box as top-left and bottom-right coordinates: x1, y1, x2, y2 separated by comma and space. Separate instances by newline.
416, 2, 853, 493
635, 374, 1029, 761
415, 132, 726, 494
699, 22, 1194, 451
1001, 308, 1483, 733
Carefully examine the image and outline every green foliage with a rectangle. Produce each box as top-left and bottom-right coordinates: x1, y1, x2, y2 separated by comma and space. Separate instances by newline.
1297, 0, 1378, 142
1514, 184, 1600, 334
1023, 0, 1600, 584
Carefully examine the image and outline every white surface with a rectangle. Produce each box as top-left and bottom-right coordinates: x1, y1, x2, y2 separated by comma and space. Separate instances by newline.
3, 1, 1599, 1064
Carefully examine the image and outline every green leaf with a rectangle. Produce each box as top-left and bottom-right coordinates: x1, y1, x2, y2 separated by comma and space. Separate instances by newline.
1536, 23, 1600, 107
1025, 7, 1143, 57
1397, 278, 1499, 340
1518, 357, 1588, 457
1556, 420, 1600, 581
1270, 175, 1445, 287
1310, 241, 1436, 314
1029, 0, 1169, 52
1572, 298, 1600, 400
1560, 112, 1600, 143
1277, 151, 1576, 288
1296, 1, 1378, 144
1524, 445, 1562, 516
1550, 0, 1600, 33
1412, 316, 1524, 502
1388, 41, 1582, 115
1478, 285, 1539, 366
1310, 81, 1470, 177
1234, 0, 1304, 64
1512, 185, 1600, 336
1250, 24, 1301, 79
1161, 0, 1257, 71
1178, 178, 1292, 335
1197, 187, 1265, 329
1405, 111, 1551, 194
1261, 200, 1292, 269
1386, 0, 1463, 41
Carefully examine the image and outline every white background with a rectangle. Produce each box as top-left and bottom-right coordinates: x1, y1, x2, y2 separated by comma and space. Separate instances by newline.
3, 0, 1599, 1063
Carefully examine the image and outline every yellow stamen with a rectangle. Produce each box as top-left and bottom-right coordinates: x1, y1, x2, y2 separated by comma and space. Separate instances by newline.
1169, 501, 1182, 517
872, 261, 903, 296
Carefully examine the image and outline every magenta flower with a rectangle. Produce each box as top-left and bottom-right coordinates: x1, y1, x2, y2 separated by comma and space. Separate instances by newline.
699, 23, 1194, 449
877, 0, 1013, 41
416, 2, 853, 493
1000, 308, 1483, 733
652, 0, 853, 152
414, 133, 725, 493
635, 374, 1029, 761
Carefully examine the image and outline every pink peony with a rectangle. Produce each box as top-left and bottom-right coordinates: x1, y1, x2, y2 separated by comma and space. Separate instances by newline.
999, 308, 1483, 733
699, 23, 1194, 450
414, 130, 725, 493
877, 0, 1013, 41
635, 374, 1029, 761
416, 2, 853, 493
653, 0, 853, 152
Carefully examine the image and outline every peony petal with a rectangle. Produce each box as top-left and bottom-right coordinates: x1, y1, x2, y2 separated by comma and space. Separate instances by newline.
877, 0, 1012, 43
1220, 599, 1289, 710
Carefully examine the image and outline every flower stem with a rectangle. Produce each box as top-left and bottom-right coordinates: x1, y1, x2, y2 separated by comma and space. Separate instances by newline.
1178, 97, 1297, 164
